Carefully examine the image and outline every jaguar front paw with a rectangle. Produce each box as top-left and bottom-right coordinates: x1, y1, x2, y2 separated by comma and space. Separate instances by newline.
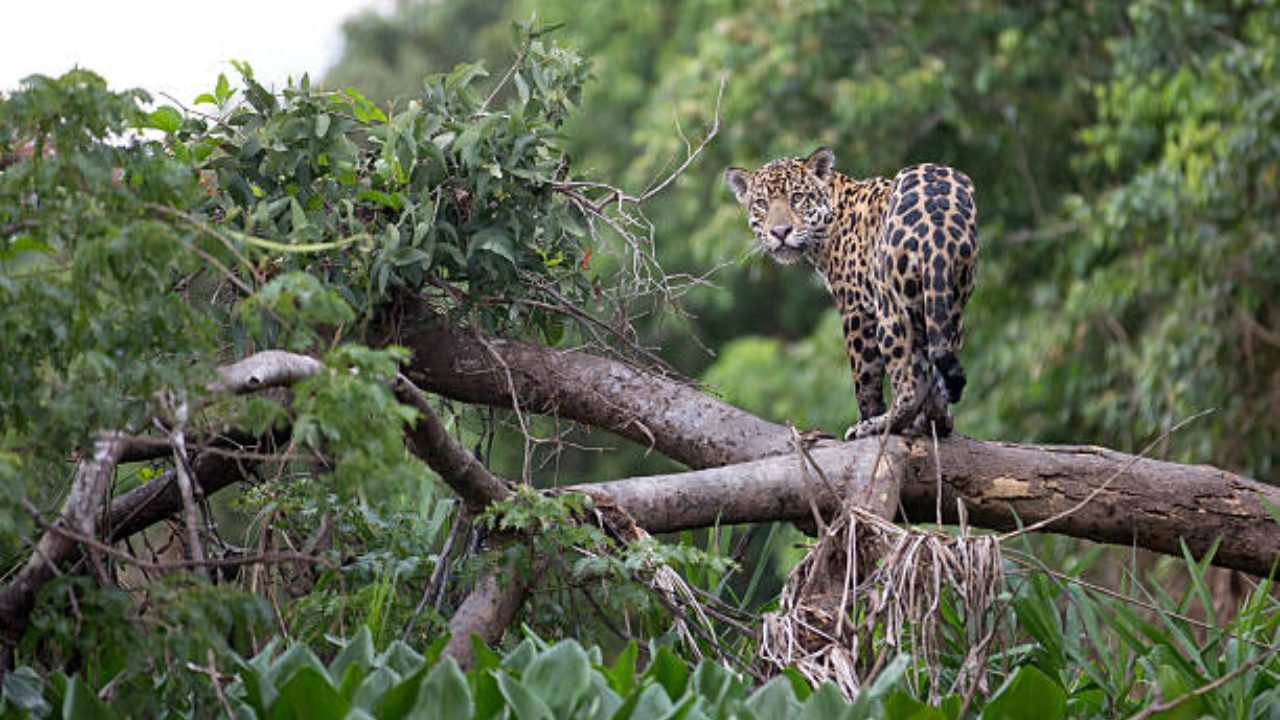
843, 415, 888, 440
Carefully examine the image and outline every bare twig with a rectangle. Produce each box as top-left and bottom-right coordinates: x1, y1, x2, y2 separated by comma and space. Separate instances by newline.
154, 394, 207, 578
1126, 644, 1280, 720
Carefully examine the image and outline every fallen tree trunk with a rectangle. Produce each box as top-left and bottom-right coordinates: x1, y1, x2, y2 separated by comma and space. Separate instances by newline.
401, 316, 1280, 577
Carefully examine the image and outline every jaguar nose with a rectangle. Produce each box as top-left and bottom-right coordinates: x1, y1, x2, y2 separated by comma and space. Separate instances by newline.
769, 224, 793, 242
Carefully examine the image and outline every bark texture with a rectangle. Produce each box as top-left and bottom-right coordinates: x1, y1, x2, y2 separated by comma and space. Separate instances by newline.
399, 313, 793, 468
571, 441, 909, 532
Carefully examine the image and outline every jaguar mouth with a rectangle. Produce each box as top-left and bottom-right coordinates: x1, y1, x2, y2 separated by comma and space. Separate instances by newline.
769, 245, 806, 264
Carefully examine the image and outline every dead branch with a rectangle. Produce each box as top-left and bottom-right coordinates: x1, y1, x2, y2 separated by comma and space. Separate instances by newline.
205, 350, 324, 395
0, 433, 128, 673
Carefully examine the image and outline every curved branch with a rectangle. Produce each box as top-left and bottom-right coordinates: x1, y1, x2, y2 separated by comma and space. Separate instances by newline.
399, 313, 792, 469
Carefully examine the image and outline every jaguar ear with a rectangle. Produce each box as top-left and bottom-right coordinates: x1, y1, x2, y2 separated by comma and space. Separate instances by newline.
725, 167, 752, 204
804, 147, 835, 183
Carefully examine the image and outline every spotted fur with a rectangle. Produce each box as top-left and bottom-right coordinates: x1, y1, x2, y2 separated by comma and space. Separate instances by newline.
725, 148, 978, 439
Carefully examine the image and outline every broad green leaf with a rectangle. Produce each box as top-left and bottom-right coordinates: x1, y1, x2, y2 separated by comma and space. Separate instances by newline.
474, 670, 504, 720
1, 667, 50, 716
643, 647, 688, 700
270, 666, 347, 720
62, 676, 120, 720
268, 645, 328, 688
882, 691, 945, 720
406, 659, 472, 720
330, 626, 375, 685
374, 664, 430, 720
497, 674, 553, 720
472, 636, 504, 675
146, 105, 183, 134
1150, 665, 1201, 720
351, 667, 399, 712
980, 665, 1066, 720
620, 683, 673, 720
524, 640, 591, 714
608, 642, 639, 696
502, 639, 538, 673
746, 676, 800, 719
799, 683, 855, 720
781, 668, 813, 701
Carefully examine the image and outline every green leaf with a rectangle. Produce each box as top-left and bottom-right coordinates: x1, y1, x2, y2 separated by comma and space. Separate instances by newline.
350, 667, 399, 712
215, 72, 233, 104
643, 647, 688, 701
608, 642, 639, 696
980, 665, 1066, 720
781, 668, 813, 701
497, 674, 554, 720
524, 640, 591, 715
747, 676, 800, 719
374, 664, 430, 720
2, 667, 51, 716
618, 683, 673, 720
315, 113, 332, 138
146, 105, 183, 134
406, 659, 472, 720
474, 669, 504, 720
882, 691, 945, 720
1150, 665, 1201, 720
62, 676, 120, 720
502, 639, 538, 673
2, 236, 55, 258
799, 683, 854, 720
270, 666, 347, 720
330, 626, 375, 685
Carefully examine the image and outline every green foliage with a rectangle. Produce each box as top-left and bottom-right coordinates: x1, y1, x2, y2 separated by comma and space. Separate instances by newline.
192, 47, 592, 334
10, 576, 272, 718
0, 70, 217, 556
4, 630, 1032, 720
478, 488, 739, 649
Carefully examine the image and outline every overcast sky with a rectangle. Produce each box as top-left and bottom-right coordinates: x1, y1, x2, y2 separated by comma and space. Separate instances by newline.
1, 0, 389, 104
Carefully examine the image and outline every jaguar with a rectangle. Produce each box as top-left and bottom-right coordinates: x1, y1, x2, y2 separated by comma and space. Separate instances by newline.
725, 147, 978, 439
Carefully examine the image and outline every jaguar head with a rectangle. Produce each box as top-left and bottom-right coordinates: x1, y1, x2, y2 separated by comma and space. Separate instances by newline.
725, 147, 836, 265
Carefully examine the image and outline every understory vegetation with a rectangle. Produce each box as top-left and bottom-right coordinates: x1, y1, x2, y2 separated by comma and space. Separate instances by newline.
1, 0, 1277, 718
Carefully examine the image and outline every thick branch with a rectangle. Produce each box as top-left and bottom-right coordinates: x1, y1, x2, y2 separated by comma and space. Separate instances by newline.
392, 375, 512, 513
399, 313, 792, 468
0, 433, 127, 671
570, 441, 908, 532
206, 350, 324, 395
899, 437, 1280, 577
401, 314, 1280, 577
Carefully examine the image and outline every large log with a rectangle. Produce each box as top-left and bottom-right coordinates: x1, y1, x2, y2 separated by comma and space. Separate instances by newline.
401, 316, 1280, 576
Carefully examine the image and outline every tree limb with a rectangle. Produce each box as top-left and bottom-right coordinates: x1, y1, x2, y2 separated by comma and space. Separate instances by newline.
398, 314, 1280, 577
0, 432, 128, 673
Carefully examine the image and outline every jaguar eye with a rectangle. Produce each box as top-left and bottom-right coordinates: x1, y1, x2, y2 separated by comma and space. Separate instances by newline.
789, 192, 803, 205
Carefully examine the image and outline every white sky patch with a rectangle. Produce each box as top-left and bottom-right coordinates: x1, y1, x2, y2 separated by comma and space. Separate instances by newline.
1, 0, 391, 104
